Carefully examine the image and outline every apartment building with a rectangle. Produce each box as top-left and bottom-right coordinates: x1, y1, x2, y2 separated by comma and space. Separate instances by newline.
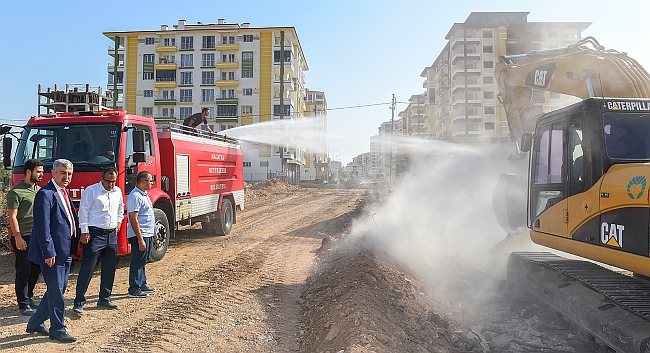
421, 12, 591, 140
398, 93, 429, 137
301, 89, 329, 181
103, 19, 314, 183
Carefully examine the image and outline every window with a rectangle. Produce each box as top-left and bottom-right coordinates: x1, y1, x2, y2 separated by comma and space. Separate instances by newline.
506, 43, 518, 55
216, 105, 237, 117
482, 46, 493, 53
483, 76, 494, 84
142, 107, 153, 116
143, 54, 155, 63
243, 162, 251, 167
483, 61, 494, 69
242, 106, 252, 114
482, 30, 492, 38
274, 50, 292, 63
273, 105, 291, 117
162, 90, 175, 99
202, 53, 215, 67
484, 91, 494, 99
242, 70, 253, 78
201, 89, 214, 102
506, 28, 517, 40
243, 35, 253, 42
220, 89, 227, 98
179, 107, 192, 120
180, 89, 192, 102
229, 54, 235, 62
159, 55, 175, 64
242, 52, 253, 61
485, 122, 495, 130
162, 108, 175, 118
229, 36, 235, 44
202, 71, 214, 84
242, 88, 252, 96
228, 89, 235, 98
180, 36, 193, 50
532, 89, 545, 103
534, 121, 564, 188
145, 37, 154, 45
163, 37, 175, 47
180, 72, 193, 85
143, 90, 153, 97
222, 36, 235, 44
202, 36, 215, 49
260, 161, 268, 167
180, 54, 193, 68
155, 70, 175, 82
484, 106, 495, 114
228, 72, 235, 80
143, 72, 153, 80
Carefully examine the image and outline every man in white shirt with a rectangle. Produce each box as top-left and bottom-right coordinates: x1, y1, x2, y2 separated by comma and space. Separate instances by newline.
73, 168, 124, 314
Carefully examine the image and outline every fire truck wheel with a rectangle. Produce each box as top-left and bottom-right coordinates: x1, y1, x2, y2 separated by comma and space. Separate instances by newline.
149, 209, 170, 262
212, 198, 233, 236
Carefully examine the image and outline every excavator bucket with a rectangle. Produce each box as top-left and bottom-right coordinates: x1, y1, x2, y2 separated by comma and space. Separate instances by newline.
492, 173, 527, 234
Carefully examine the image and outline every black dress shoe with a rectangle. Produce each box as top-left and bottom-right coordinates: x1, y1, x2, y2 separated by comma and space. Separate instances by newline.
26, 326, 49, 336
97, 301, 118, 309
49, 333, 77, 343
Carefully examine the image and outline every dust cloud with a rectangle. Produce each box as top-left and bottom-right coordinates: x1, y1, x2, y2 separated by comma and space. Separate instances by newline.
347, 137, 545, 300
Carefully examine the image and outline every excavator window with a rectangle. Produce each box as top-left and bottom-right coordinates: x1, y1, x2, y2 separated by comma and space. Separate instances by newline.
569, 113, 585, 196
603, 113, 650, 160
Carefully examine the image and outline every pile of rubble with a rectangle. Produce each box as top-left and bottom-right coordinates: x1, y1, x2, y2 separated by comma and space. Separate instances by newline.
244, 178, 301, 205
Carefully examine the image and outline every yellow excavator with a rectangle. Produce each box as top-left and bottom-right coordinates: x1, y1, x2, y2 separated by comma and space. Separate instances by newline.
494, 37, 650, 352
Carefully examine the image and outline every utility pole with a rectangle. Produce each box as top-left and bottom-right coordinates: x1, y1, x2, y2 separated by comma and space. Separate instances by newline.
113, 36, 119, 109
279, 31, 285, 175
389, 94, 396, 183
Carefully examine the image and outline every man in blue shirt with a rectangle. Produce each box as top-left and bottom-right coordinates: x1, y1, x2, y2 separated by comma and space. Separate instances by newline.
126, 171, 156, 298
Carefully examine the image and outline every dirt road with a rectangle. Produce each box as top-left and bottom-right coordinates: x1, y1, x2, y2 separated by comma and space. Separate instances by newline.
0, 182, 365, 352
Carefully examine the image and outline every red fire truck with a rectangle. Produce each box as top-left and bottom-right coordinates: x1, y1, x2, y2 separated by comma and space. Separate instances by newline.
2, 110, 244, 261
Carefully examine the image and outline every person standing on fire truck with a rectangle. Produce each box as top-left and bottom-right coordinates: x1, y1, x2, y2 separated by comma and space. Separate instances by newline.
73, 167, 124, 314
182, 107, 213, 133
7, 158, 44, 316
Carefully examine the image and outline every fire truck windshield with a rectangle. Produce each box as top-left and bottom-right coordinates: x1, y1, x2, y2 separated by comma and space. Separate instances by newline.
603, 113, 650, 160
14, 123, 121, 170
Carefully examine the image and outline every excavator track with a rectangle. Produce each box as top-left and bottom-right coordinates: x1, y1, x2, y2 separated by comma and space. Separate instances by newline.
508, 252, 650, 353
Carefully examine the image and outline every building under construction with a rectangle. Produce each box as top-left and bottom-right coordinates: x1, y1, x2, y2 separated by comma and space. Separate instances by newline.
38, 84, 112, 117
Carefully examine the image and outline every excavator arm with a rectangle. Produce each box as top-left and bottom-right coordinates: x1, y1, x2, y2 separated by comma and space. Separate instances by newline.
496, 36, 650, 146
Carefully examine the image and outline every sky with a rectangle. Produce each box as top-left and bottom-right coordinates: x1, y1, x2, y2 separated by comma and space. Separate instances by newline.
1, 0, 649, 164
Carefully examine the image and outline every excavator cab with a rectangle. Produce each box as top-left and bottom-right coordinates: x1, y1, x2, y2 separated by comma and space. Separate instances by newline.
527, 97, 650, 276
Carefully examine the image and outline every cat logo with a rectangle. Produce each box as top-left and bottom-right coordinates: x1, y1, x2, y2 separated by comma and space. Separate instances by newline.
601, 222, 624, 248
525, 63, 556, 89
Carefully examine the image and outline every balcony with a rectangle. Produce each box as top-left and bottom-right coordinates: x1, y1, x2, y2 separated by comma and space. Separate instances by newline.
154, 114, 176, 122
216, 78, 239, 87
452, 98, 481, 106
274, 77, 295, 91
154, 96, 177, 106
273, 58, 294, 73
451, 37, 481, 49
452, 68, 481, 78
155, 44, 178, 52
217, 43, 239, 51
215, 97, 238, 105
108, 46, 124, 57
452, 114, 482, 122
155, 58, 177, 70
107, 63, 124, 72
216, 59, 239, 69
453, 130, 482, 137
154, 77, 177, 88
451, 52, 481, 64
452, 83, 481, 92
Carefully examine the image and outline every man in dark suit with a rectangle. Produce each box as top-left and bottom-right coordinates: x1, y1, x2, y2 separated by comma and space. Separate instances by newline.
26, 159, 79, 343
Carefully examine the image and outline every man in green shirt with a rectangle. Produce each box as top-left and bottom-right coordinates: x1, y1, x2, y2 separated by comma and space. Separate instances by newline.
7, 159, 44, 316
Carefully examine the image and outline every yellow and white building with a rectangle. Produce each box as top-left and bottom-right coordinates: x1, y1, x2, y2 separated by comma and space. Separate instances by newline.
103, 19, 315, 183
